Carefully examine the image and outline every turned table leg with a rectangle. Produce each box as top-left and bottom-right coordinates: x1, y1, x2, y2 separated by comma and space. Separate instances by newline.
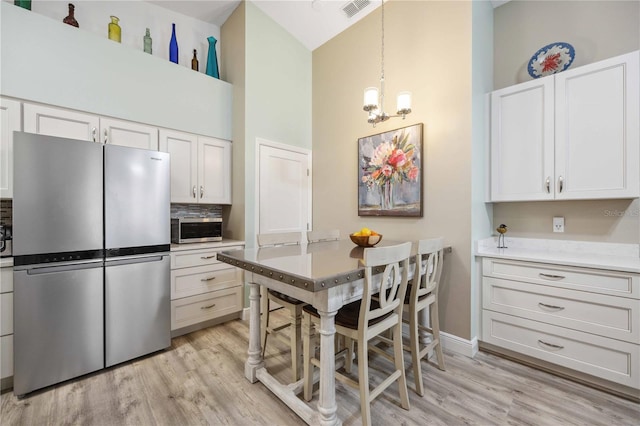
245, 279, 265, 383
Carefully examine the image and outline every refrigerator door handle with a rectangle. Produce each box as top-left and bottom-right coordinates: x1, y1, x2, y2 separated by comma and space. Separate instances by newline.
26, 261, 103, 275
105, 255, 166, 267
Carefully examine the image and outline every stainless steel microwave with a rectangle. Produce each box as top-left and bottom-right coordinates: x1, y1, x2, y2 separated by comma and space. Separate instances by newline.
171, 217, 222, 243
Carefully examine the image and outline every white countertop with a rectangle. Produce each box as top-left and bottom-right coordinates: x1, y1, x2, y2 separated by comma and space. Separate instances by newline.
475, 237, 640, 273
170, 239, 245, 252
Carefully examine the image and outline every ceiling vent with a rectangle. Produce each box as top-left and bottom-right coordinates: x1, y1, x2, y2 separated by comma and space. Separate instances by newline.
342, 0, 370, 19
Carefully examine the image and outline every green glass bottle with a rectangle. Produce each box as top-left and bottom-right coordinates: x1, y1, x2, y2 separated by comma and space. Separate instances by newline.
108, 16, 121, 43
143, 28, 152, 54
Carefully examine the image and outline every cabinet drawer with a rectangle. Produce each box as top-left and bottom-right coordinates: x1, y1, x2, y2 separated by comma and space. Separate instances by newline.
171, 246, 242, 269
1, 334, 13, 380
171, 287, 242, 330
0, 267, 13, 293
0, 293, 12, 336
482, 311, 639, 389
171, 266, 240, 300
483, 277, 640, 343
482, 258, 639, 298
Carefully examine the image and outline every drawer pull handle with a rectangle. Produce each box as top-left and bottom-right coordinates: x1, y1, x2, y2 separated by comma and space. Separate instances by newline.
538, 302, 565, 311
200, 304, 216, 310
200, 255, 216, 260
538, 339, 564, 350
539, 273, 565, 280
201, 276, 216, 282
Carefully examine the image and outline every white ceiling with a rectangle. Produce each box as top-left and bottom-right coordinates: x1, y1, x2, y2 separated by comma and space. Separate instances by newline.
149, 0, 510, 51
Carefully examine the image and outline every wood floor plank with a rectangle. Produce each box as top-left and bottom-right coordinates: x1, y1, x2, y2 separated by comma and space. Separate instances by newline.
2, 312, 639, 425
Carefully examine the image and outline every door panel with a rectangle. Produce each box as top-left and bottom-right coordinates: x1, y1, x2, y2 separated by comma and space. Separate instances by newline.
258, 143, 310, 235
101, 117, 159, 150
23, 103, 98, 142
14, 263, 104, 395
105, 255, 171, 367
159, 129, 198, 203
199, 136, 231, 204
105, 145, 170, 250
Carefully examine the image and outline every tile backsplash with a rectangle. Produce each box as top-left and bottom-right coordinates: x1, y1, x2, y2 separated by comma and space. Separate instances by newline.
170, 203, 222, 218
0, 199, 12, 226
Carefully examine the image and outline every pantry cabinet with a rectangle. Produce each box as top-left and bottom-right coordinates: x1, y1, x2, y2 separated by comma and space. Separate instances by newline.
0, 98, 21, 199
160, 130, 232, 205
490, 50, 639, 202
23, 103, 159, 150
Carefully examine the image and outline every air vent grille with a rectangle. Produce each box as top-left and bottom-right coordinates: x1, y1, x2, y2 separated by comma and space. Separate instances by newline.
342, 0, 371, 19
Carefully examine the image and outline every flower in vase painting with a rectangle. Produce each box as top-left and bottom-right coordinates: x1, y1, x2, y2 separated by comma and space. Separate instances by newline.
361, 131, 419, 190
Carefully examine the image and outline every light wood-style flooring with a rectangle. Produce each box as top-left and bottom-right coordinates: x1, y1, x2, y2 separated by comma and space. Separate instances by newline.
2, 311, 639, 425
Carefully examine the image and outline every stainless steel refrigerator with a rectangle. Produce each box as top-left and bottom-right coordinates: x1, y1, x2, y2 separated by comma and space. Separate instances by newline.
12, 132, 171, 396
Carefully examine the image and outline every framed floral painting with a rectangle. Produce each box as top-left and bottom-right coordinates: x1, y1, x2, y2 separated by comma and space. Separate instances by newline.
358, 123, 423, 217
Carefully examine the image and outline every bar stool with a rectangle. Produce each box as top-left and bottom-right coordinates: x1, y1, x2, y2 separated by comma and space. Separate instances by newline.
302, 242, 412, 426
403, 237, 446, 396
306, 229, 340, 243
257, 231, 305, 381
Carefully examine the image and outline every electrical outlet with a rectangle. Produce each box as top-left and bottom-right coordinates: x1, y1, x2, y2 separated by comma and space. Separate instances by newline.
553, 216, 565, 233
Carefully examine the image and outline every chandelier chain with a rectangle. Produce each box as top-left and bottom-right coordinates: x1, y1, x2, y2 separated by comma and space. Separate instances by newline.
380, 0, 385, 113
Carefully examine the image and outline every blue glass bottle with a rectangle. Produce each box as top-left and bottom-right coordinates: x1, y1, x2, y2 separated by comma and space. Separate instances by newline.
169, 23, 178, 64
206, 36, 219, 79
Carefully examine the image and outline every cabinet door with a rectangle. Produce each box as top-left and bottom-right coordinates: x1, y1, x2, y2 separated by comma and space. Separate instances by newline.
0, 98, 21, 198
159, 129, 198, 203
555, 51, 639, 199
23, 103, 99, 142
198, 136, 232, 204
490, 77, 555, 201
101, 117, 159, 150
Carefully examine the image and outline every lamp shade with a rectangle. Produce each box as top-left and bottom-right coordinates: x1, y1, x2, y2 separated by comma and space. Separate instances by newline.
396, 91, 412, 113
363, 87, 379, 111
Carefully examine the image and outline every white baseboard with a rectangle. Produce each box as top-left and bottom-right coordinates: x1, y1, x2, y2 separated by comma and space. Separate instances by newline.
241, 307, 478, 359
441, 332, 478, 358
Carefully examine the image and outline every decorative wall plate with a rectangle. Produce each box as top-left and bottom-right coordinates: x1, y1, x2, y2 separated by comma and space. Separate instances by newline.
527, 42, 575, 79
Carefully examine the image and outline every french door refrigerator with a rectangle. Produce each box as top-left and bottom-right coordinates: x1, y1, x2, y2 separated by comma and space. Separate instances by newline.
13, 132, 171, 396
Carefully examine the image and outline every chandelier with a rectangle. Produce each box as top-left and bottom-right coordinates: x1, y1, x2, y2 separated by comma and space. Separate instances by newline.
363, 0, 412, 126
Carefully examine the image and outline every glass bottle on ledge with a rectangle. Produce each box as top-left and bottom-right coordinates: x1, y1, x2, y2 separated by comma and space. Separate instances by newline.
143, 28, 152, 54
14, 1, 31, 11
169, 23, 178, 64
191, 49, 199, 71
108, 16, 121, 43
63, 3, 79, 28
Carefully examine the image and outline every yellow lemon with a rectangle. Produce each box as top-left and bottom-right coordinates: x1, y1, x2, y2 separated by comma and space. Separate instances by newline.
360, 227, 372, 237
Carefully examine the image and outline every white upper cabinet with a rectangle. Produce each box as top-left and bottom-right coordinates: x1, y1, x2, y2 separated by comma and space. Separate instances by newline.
198, 136, 232, 205
100, 118, 158, 150
490, 50, 639, 202
1, 98, 21, 198
24, 103, 99, 142
160, 130, 231, 205
24, 103, 159, 150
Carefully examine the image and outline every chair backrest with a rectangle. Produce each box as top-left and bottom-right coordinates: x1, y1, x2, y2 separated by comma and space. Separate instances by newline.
361, 242, 412, 326
306, 229, 340, 243
413, 237, 444, 299
257, 231, 302, 248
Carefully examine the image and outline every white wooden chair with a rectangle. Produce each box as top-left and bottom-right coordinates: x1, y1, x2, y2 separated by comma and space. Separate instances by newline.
302, 242, 411, 426
403, 237, 446, 396
257, 231, 305, 381
306, 229, 340, 243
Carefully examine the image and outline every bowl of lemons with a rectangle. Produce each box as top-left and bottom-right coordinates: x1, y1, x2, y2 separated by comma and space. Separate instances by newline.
350, 227, 382, 247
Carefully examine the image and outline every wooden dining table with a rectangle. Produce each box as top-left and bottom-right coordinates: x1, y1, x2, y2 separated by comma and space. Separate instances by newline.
217, 238, 412, 426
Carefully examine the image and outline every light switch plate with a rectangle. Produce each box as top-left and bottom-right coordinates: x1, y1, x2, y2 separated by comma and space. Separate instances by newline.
553, 216, 565, 233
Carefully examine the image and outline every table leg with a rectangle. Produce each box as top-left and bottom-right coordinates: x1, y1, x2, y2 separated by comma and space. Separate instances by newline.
317, 309, 341, 426
245, 280, 264, 383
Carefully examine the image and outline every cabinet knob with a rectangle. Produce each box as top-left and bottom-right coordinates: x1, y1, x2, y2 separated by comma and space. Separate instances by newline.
192, 185, 197, 198
104, 128, 108, 144
92, 127, 97, 142
545, 177, 551, 193
558, 176, 564, 193
200, 185, 204, 198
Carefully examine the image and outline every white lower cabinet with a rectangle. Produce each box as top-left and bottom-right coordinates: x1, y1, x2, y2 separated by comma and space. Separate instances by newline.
481, 258, 640, 393
0, 264, 13, 390
170, 244, 244, 335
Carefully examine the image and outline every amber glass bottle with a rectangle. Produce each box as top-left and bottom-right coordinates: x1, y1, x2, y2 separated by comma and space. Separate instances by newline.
63, 3, 79, 28
191, 50, 199, 71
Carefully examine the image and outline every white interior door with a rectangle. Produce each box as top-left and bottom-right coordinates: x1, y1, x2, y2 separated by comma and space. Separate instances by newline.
258, 140, 311, 238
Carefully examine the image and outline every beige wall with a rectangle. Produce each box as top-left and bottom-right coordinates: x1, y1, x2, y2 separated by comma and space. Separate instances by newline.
493, 0, 640, 244
313, 1, 474, 339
